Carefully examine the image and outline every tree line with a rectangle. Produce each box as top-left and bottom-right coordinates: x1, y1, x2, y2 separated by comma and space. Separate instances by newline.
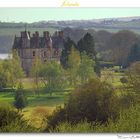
63, 28, 140, 68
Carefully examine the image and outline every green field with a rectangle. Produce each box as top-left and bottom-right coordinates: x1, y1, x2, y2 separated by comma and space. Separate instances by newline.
0, 84, 70, 128
0, 70, 123, 105
0, 69, 123, 107
0, 91, 68, 107
0, 69, 124, 129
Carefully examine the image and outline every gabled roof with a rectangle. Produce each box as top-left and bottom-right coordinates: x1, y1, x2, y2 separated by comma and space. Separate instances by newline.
13, 31, 65, 49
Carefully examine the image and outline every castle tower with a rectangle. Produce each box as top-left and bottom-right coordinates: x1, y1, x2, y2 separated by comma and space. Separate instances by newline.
43, 31, 53, 60
12, 30, 64, 76
21, 31, 30, 48
53, 31, 64, 61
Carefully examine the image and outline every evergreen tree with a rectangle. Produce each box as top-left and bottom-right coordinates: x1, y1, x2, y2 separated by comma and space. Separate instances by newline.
77, 33, 96, 59
14, 83, 27, 111
60, 37, 77, 68
77, 33, 100, 75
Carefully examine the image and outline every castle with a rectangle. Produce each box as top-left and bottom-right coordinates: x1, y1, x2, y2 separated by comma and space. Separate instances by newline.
12, 30, 64, 75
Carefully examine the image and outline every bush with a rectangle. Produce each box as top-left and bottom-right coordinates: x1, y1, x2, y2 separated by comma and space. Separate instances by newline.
14, 83, 27, 111
66, 78, 119, 123
125, 62, 140, 94
53, 121, 95, 133
30, 106, 53, 129
45, 106, 67, 131
53, 105, 140, 133
46, 78, 120, 130
119, 93, 140, 109
120, 77, 128, 83
94, 104, 140, 133
0, 104, 37, 132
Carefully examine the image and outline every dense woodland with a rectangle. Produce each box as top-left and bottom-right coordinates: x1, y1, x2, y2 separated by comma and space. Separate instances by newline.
0, 25, 140, 132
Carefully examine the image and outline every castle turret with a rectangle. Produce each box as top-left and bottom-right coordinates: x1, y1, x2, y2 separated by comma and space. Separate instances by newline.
43, 31, 50, 38
43, 31, 52, 49
35, 31, 39, 48
31, 31, 40, 48
58, 31, 64, 38
21, 31, 30, 48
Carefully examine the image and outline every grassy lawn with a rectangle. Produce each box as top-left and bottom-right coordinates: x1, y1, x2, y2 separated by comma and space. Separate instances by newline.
0, 68, 123, 109
0, 84, 70, 117
0, 90, 69, 107
0, 89, 70, 128
27, 91, 69, 107
0, 69, 124, 128
101, 68, 124, 95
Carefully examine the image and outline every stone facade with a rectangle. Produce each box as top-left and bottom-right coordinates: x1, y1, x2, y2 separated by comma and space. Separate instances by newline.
12, 30, 64, 75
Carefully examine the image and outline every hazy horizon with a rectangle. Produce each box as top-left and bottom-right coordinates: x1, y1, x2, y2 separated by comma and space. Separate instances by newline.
1, 8, 140, 23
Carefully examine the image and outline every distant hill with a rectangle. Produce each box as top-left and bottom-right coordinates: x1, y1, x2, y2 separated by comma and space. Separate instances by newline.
1, 16, 140, 29
1, 16, 140, 53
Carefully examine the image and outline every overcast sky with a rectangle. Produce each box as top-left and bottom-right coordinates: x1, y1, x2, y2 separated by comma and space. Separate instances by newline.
0, 8, 140, 23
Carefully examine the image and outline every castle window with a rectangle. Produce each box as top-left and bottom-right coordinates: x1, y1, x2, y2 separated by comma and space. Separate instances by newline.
44, 51, 46, 57
33, 51, 35, 57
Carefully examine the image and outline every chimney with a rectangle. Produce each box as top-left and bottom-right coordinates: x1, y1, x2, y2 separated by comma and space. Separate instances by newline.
32, 33, 35, 38
54, 31, 58, 36
35, 31, 39, 38
58, 31, 64, 38
43, 31, 50, 38
21, 31, 26, 38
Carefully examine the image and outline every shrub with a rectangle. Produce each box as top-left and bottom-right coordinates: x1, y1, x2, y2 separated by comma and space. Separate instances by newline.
14, 83, 27, 111
0, 104, 37, 132
125, 62, 140, 94
53, 121, 95, 133
30, 106, 53, 129
46, 106, 67, 131
53, 105, 140, 133
93, 104, 140, 133
120, 77, 128, 83
119, 93, 140, 109
65, 78, 119, 123
46, 78, 120, 130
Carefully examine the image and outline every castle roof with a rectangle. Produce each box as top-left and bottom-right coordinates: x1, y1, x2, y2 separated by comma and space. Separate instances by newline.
13, 31, 64, 49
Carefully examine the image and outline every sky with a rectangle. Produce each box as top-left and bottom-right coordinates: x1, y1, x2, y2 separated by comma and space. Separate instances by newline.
1, 8, 140, 23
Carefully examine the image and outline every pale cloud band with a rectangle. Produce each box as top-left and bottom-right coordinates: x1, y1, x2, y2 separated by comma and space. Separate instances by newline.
0, 8, 140, 23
